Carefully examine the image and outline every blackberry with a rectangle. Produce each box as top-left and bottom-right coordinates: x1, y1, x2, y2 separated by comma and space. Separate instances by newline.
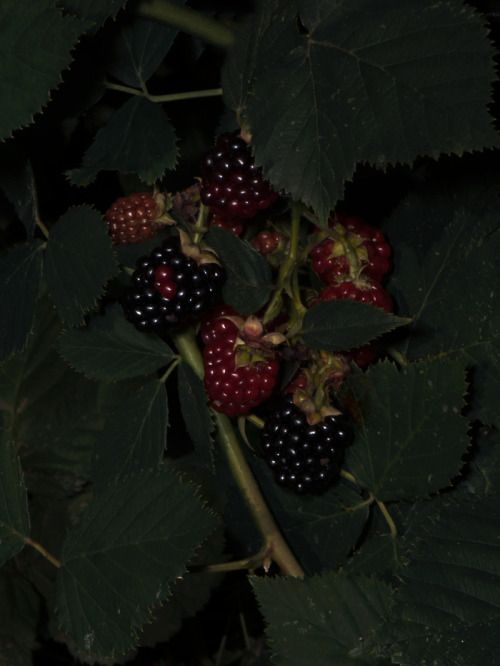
261, 398, 352, 494
105, 192, 163, 244
124, 237, 225, 331
200, 131, 278, 220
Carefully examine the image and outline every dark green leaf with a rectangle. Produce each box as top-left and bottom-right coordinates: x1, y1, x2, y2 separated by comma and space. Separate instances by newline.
0, 569, 40, 666
45, 206, 118, 326
253, 573, 392, 666
0, 241, 43, 362
390, 617, 500, 666
140, 528, 225, 646
385, 181, 500, 425
0, 144, 38, 237
0, 418, 30, 566
245, 0, 499, 219
92, 378, 168, 490
177, 362, 214, 470
251, 459, 369, 574
386, 494, 500, 663
58, 305, 175, 381
59, 0, 125, 26
464, 427, 500, 498
0, 1, 83, 139
56, 467, 219, 661
108, 16, 179, 88
69, 97, 177, 186
0, 298, 99, 497
302, 300, 410, 352
345, 359, 469, 500
221, 5, 276, 121
205, 227, 272, 314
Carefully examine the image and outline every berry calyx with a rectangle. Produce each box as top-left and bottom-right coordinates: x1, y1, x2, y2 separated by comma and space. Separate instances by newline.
202, 311, 283, 416
310, 214, 392, 283
105, 192, 170, 244
200, 131, 278, 220
124, 236, 225, 331
261, 397, 352, 494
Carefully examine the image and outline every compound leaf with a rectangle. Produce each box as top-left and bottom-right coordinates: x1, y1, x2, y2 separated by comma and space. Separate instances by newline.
69, 97, 177, 186
242, 0, 499, 219
345, 359, 469, 500
45, 206, 118, 326
56, 467, 219, 662
59, 305, 175, 381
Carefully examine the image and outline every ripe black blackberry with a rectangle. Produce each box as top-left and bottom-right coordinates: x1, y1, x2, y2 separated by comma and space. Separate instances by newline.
200, 131, 278, 220
124, 237, 225, 332
261, 398, 353, 494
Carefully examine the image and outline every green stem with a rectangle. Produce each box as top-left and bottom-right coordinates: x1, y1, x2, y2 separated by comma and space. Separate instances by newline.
173, 330, 304, 577
191, 546, 270, 574
375, 499, 398, 538
246, 414, 265, 429
158, 357, 180, 383
340, 469, 360, 486
388, 347, 409, 367
25, 538, 61, 569
192, 203, 209, 245
104, 80, 223, 103
263, 203, 303, 325
136, 0, 234, 48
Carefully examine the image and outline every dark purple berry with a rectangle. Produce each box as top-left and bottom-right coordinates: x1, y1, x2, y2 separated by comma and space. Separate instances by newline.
123, 237, 225, 332
200, 132, 278, 220
261, 398, 352, 494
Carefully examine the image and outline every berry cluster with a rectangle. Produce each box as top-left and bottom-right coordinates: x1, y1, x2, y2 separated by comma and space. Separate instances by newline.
124, 237, 225, 331
261, 398, 352, 494
109, 132, 398, 496
200, 131, 278, 222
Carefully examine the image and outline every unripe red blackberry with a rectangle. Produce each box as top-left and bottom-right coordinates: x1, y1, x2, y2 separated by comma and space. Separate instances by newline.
200, 132, 278, 220
202, 311, 282, 417
124, 237, 225, 332
105, 192, 165, 244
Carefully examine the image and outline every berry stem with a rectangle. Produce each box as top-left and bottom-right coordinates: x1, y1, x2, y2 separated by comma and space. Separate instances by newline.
192, 203, 209, 245
388, 347, 409, 367
173, 330, 304, 578
190, 546, 270, 574
263, 203, 303, 325
158, 357, 180, 383
375, 499, 398, 538
24, 537, 61, 569
104, 80, 223, 104
340, 469, 361, 486
136, 0, 234, 47
246, 414, 265, 429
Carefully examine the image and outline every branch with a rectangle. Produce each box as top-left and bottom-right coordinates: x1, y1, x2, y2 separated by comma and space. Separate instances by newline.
136, 0, 234, 48
173, 330, 304, 578
25, 537, 61, 568
104, 80, 223, 104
